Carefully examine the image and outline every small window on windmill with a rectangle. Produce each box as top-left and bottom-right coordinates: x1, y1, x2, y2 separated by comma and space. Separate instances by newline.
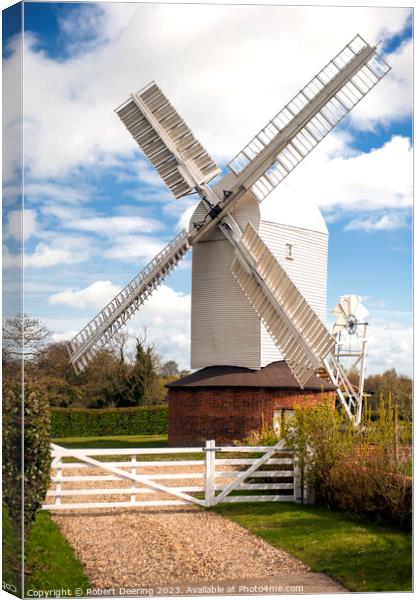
285, 243, 293, 260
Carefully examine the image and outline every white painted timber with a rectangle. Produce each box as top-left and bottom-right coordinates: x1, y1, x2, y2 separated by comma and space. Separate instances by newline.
259, 221, 328, 323
221, 495, 291, 503
231, 223, 335, 386
228, 35, 390, 201
258, 217, 328, 366
116, 82, 220, 199
190, 193, 263, 369
43, 443, 297, 511
190, 188, 329, 370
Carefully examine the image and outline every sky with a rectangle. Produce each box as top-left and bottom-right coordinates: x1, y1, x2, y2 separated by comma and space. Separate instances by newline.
2, 2, 413, 375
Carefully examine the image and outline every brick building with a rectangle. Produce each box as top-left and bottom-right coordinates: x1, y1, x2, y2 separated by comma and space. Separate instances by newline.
167, 360, 336, 446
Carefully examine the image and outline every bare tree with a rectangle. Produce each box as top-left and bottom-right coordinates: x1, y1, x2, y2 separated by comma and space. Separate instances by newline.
3, 313, 51, 360
108, 328, 129, 363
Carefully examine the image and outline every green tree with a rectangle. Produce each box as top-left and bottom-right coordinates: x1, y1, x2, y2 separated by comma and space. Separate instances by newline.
129, 339, 158, 406
365, 369, 412, 420
160, 360, 179, 377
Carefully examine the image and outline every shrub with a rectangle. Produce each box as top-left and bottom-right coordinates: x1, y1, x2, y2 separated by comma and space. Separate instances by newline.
284, 397, 412, 527
50, 405, 168, 437
3, 383, 51, 537
240, 415, 281, 446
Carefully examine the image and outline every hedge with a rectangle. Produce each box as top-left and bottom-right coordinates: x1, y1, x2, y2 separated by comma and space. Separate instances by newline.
50, 405, 168, 438
3, 383, 51, 537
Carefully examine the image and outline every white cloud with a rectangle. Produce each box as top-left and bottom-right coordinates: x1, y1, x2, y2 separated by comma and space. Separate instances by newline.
24, 242, 89, 268
366, 321, 413, 376
103, 234, 167, 262
260, 135, 412, 218
49, 280, 121, 309
176, 133, 413, 231
178, 205, 196, 231
2, 234, 94, 270
24, 182, 89, 204
71, 215, 162, 236
6, 209, 38, 241
52, 330, 78, 343
5, 5, 411, 373
2, 245, 21, 270
46, 278, 411, 374
344, 211, 411, 232
349, 39, 413, 129
7, 5, 410, 180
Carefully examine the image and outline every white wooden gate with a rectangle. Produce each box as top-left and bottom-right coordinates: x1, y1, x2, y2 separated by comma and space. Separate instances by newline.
43, 440, 298, 511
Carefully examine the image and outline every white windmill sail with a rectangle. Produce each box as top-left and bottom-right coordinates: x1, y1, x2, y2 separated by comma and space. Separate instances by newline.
228, 223, 359, 419
231, 224, 335, 387
67, 230, 190, 374
116, 82, 220, 199
188, 34, 390, 246
227, 35, 390, 201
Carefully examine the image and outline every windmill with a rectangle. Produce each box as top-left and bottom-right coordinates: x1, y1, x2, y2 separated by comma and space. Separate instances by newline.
67, 34, 390, 425
332, 295, 369, 423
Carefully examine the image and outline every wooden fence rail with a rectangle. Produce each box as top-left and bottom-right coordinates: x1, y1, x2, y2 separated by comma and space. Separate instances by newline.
43, 440, 301, 511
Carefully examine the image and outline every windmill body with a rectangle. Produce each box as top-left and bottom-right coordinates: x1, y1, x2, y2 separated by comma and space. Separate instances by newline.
190, 187, 328, 369
67, 34, 390, 427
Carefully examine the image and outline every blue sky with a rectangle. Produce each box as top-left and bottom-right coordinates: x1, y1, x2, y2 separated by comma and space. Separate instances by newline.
2, 3, 413, 374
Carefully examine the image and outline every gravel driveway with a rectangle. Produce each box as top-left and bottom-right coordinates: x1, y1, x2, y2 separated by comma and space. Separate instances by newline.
49, 461, 347, 593
52, 505, 310, 589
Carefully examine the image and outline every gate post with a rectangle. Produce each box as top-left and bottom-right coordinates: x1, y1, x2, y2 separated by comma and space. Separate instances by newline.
293, 460, 302, 504
293, 459, 314, 504
204, 440, 216, 507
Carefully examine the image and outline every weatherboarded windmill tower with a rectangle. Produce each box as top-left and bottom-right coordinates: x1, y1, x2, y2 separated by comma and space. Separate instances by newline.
67, 34, 389, 444
167, 190, 333, 444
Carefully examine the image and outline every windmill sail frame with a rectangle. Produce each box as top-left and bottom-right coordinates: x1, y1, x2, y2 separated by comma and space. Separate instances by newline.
227, 34, 390, 200
116, 82, 220, 199
187, 35, 390, 246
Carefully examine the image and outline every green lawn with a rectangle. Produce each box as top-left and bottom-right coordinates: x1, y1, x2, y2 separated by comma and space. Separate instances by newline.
51, 433, 209, 462
2, 506, 90, 597
2, 505, 21, 596
214, 502, 412, 592
52, 433, 168, 449
51, 434, 262, 462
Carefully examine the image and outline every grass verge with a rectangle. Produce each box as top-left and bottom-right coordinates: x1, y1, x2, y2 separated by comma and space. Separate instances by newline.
25, 511, 90, 595
52, 434, 168, 449
50, 434, 262, 462
2, 505, 21, 596
2, 506, 90, 597
213, 501, 412, 592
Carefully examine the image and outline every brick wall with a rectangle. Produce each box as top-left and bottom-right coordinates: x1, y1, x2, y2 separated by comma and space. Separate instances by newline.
168, 386, 335, 446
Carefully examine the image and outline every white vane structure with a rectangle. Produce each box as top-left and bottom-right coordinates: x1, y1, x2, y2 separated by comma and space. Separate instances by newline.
331, 295, 369, 423
67, 34, 390, 425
